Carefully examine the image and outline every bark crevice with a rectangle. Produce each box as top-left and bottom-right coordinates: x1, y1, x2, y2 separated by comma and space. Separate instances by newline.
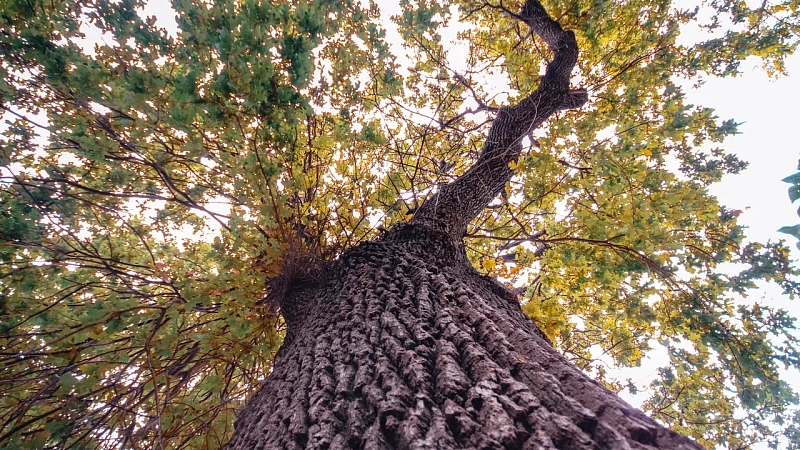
228, 226, 702, 449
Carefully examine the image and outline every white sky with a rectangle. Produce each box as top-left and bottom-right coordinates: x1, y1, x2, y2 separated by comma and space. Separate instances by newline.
704, 54, 800, 249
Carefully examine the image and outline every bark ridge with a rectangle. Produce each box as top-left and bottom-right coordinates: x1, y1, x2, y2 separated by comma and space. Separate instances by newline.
227, 225, 701, 449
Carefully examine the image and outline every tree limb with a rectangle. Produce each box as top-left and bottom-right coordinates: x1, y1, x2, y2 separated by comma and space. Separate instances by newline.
410, 0, 587, 239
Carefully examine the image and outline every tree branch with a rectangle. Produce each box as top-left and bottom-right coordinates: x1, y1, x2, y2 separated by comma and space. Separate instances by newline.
409, 0, 587, 239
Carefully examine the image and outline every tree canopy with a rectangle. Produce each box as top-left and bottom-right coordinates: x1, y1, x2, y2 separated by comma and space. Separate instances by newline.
1, 0, 800, 448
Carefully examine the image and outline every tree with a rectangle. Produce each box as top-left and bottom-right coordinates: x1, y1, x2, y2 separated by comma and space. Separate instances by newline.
226, 4, 701, 447
1, 0, 799, 448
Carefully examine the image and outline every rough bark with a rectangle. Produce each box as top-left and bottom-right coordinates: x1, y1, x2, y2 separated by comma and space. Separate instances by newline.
227, 224, 701, 449
227, 1, 704, 449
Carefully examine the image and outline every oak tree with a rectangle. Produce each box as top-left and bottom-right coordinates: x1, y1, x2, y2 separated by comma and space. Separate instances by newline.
1, 0, 799, 448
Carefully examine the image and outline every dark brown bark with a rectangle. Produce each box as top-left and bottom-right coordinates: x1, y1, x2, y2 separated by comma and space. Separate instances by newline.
227, 224, 701, 449
227, 1, 703, 449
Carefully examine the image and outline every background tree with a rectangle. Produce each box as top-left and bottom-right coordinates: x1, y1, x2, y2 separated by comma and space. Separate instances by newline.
0, 0, 799, 448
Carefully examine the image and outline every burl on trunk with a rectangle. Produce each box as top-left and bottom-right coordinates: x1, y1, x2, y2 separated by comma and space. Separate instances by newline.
226, 1, 704, 449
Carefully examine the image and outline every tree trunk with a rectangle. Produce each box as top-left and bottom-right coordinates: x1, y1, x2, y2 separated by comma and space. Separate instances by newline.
227, 2, 704, 449
226, 224, 700, 450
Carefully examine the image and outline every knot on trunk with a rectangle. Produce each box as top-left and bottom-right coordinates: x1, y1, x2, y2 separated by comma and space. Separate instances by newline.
266, 248, 329, 326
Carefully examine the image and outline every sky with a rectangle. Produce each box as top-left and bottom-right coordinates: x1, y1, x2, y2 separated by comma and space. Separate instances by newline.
96, 0, 800, 445
692, 48, 800, 255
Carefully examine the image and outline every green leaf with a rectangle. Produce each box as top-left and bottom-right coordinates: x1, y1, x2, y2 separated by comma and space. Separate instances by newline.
783, 173, 800, 184
779, 225, 800, 238
791, 185, 800, 203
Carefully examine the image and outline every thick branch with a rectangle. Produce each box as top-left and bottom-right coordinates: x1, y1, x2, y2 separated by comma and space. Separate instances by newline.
409, 0, 588, 239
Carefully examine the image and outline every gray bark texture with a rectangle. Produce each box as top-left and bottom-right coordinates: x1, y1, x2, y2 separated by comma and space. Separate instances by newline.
226, 1, 704, 449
